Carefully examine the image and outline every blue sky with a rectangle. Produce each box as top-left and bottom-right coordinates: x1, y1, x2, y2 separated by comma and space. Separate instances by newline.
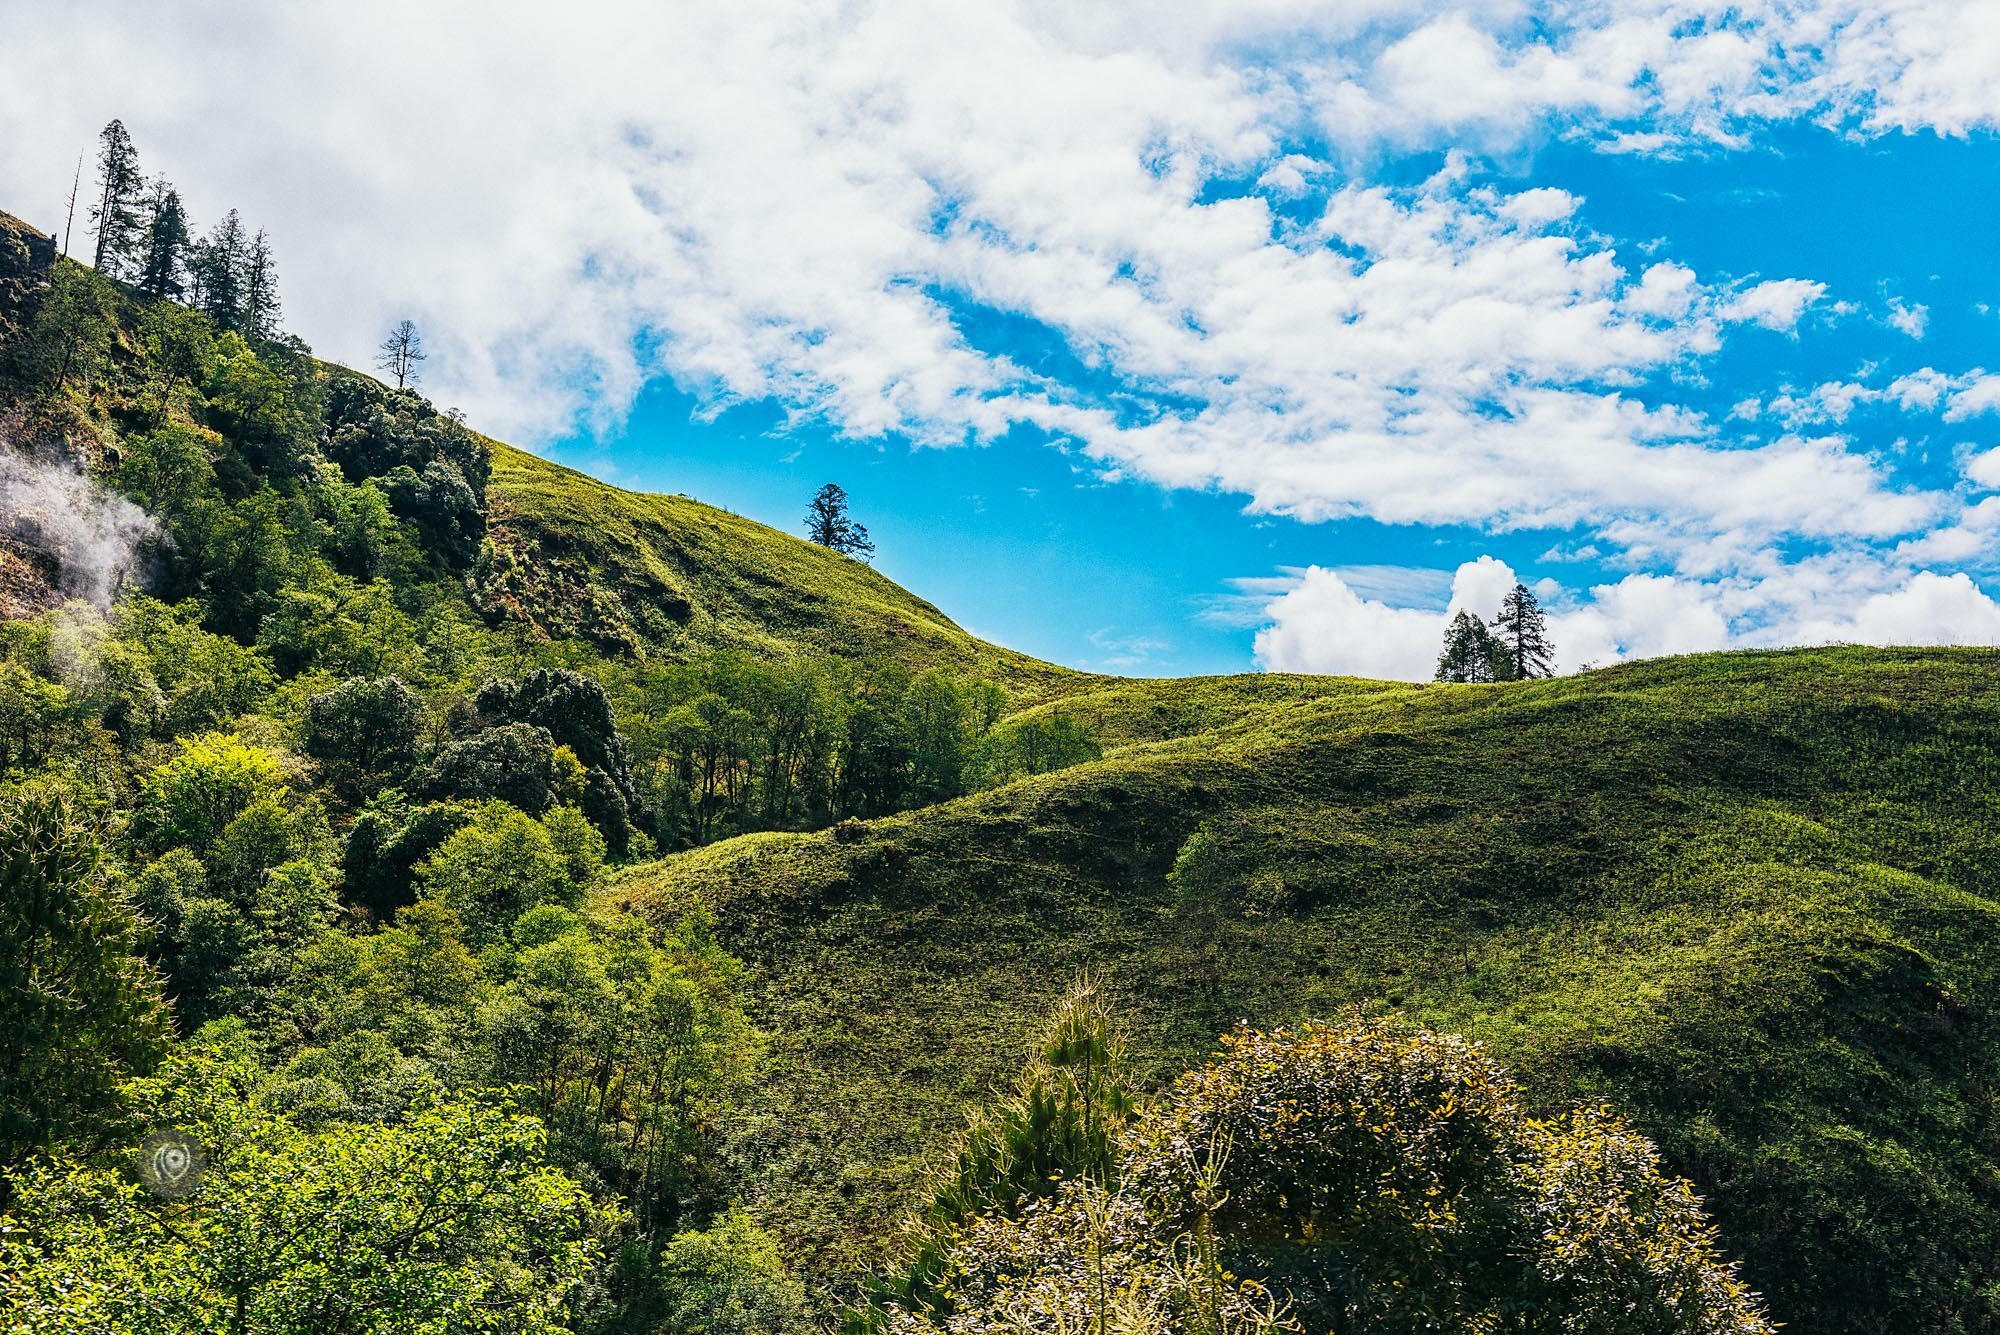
544, 122, 2000, 674
9, 3, 2000, 678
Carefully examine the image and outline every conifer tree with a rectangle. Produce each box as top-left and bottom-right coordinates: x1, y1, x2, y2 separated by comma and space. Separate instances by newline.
135, 181, 191, 300
190, 209, 248, 329
805, 482, 874, 559
244, 228, 281, 337
1435, 609, 1500, 684
1491, 581, 1554, 679
88, 119, 145, 277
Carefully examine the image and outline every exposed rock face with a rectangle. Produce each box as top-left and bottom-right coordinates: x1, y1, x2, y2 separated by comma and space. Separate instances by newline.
0, 211, 56, 285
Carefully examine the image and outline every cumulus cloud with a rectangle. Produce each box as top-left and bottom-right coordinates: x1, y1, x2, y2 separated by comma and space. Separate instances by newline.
1254, 555, 2000, 680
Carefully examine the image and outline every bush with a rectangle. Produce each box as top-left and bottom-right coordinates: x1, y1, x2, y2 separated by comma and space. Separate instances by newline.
885, 1017, 1774, 1335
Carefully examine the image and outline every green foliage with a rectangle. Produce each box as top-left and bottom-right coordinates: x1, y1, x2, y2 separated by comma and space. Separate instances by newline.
0, 777, 166, 1170
981, 710, 1101, 782
12, 263, 114, 391
323, 372, 488, 572
653, 1210, 813, 1335
867, 977, 1138, 1324
1434, 607, 1502, 683
477, 443, 1071, 689
479, 669, 639, 855
301, 675, 424, 804
894, 1018, 1769, 1335
137, 731, 287, 853
416, 801, 599, 944
416, 721, 561, 816
1492, 581, 1553, 680
631, 647, 2000, 1334
0, 1037, 614, 1334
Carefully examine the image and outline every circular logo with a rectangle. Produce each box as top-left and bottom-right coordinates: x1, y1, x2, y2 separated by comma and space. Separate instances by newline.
136, 1129, 206, 1197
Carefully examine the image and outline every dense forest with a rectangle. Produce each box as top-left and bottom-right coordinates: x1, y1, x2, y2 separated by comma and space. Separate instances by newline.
3, 132, 1997, 1335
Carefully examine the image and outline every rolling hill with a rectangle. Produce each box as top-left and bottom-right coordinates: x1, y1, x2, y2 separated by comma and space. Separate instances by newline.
622, 646, 2000, 1334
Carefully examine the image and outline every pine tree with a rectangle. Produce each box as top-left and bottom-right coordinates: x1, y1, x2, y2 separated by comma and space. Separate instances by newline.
805, 482, 874, 559
243, 229, 281, 338
88, 120, 146, 277
1434, 609, 1500, 684
1491, 582, 1554, 679
376, 320, 425, 388
190, 209, 248, 329
135, 181, 191, 300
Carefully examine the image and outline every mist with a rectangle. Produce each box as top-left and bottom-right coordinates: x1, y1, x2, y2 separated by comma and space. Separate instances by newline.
0, 438, 161, 607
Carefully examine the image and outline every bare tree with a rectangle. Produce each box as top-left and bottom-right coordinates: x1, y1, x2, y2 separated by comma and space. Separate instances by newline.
61, 151, 83, 258
376, 319, 425, 388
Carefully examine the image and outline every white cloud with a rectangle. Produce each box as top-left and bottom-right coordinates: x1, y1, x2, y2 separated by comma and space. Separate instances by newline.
1723, 278, 1826, 332
1887, 298, 1930, 340
1252, 566, 1458, 680
1793, 572, 2000, 647
1944, 375, 2000, 422
1255, 556, 2000, 680
1965, 448, 2000, 491
1889, 368, 1952, 410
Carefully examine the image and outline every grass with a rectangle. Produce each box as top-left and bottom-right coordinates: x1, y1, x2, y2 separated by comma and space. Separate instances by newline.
482, 443, 1082, 699
621, 646, 2000, 1334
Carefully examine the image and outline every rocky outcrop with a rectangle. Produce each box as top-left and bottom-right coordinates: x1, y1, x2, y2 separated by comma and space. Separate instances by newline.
0, 210, 57, 285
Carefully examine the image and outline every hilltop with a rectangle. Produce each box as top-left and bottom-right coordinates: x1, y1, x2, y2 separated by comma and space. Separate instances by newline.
479, 442, 1078, 696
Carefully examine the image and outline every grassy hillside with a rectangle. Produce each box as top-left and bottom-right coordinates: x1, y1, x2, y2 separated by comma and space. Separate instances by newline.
479, 441, 1080, 698
623, 646, 2000, 1334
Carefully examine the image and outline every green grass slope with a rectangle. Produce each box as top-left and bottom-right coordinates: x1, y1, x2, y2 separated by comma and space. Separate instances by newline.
479, 442, 1079, 697
623, 647, 2000, 1334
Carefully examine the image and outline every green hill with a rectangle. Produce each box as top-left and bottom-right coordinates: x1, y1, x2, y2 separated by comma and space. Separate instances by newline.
624, 646, 2000, 1334
479, 441, 1079, 698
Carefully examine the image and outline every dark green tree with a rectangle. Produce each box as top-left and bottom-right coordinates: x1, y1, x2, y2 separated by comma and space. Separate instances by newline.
477, 670, 640, 855
1434, 608, 1501, 684
17, 264, 113, 391
0, 1040, 612, 1334
135, 181, 191, 300
302, 677, 425, 805
0, 778, 167, 1170
88, 119, 145, 277
243, 228, 280, 338
189, 209, 248, 329
805, 482, 875, 559
1491, 581, 1554, 680
414, 722, 560, 815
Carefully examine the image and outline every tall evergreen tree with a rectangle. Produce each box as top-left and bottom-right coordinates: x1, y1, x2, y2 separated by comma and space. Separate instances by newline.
190, 209, 248, 329
1434, 609, 1500, 684
805, 482, 874, 559
244, 228, 281, 338
135, 180, 191, 300
88, 119, 145, 277
1491, 581, 1554, 679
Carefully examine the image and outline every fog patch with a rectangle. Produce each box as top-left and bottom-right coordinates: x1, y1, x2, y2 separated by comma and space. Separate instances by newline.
0, 438, 161, 607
